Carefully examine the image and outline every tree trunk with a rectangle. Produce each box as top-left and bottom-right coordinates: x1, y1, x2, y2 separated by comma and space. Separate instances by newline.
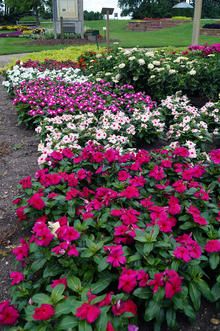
35, 6, 40, 26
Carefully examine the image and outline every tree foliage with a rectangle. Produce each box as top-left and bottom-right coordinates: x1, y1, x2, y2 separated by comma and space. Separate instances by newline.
84, 11, 104, 21
118, 0, 220, 18
4, 0, 52, 21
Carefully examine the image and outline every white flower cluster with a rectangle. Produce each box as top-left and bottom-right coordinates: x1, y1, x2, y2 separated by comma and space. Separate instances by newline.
2, 65, 87, 92
160, 94, 220, 157
86, 47, 203, 85
36, 107, 165, 165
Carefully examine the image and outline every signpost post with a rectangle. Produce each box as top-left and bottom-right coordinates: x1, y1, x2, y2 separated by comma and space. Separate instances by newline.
53, 0, 84, 38
101, 7, 114, 48
192, 0, 203, 45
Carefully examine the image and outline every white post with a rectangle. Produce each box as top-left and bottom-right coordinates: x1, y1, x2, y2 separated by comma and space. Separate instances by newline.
192, 0, 203, 45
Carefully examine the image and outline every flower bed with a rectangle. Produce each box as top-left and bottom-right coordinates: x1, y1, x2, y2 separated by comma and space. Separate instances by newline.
0, 25, 45, 38
78, 46, 220, 101
2, 144, 220, 331
0, 45, 102, 74
6, 72, 219, 160
3, 64, 87, 94
12, 80, 155, 127
0, 51, 220, 331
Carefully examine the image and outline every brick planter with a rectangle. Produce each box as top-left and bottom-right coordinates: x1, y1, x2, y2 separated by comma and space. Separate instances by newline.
200, 28, 220, 37
128, 19, 190, 32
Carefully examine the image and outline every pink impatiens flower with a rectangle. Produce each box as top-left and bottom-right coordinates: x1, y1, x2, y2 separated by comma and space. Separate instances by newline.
120, 186, 140, 199
204, 239, 220, 253
104, 245, 126, 267
118, 268, 138, 293
28, 193, 45, 210
10, 272, 24, 286
56, 225, 80, 242
0, 301, 19, 325
12, 239, 29, 261
75, 303, 101, 323
33, 304, 55, 321
148, 269, 182, 299
209, 149, 220, 164
51, 278, 67, 289
149, 165, 165, 181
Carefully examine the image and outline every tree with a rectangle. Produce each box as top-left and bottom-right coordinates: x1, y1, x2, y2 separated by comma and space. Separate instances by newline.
118, 0, 178, 18
5, 0, 52, 23
119, 0, 220, 19
84, 10, 104, 20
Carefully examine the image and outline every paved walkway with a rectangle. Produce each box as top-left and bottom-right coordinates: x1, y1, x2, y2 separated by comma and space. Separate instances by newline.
0, 53, 31, 68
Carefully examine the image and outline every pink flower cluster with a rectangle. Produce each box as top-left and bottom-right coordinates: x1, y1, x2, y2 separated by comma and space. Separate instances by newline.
2, 142, 219, 329
189, 43, 220, 56
16, 59, 79, 71
13, 79, 155, 120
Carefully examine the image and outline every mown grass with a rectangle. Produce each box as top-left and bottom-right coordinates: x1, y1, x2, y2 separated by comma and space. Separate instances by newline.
86, 19, 220, 48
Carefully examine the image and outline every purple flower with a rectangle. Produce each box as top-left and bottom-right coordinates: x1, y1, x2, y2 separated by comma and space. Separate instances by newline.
128, 325, 139, 331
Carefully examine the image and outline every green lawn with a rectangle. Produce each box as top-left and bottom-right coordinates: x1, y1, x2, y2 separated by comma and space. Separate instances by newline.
0, 37, 74, 55
86, 19, 220, 48
0, 19, 219, 55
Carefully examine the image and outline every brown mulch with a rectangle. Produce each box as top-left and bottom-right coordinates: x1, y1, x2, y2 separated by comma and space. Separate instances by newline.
0, 76, 38, 306
28, 38, 99, 46
0, 76, 219, 331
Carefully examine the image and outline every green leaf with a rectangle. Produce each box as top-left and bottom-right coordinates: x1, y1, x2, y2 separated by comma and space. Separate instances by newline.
143, 243, 154, 255
91, 278, 111, 294
96, 312, 108, 331
211, 283, 220, 301
57, 316, 78, 330
133, 287, 151, 299
97, 258, 109, 272
51, 284, 65, 304
189, 283, 201, 311
183, 304, 196, 320
78, 320, 93, 331
197, 279, 214, 302
31, 258, 46, 272
145, 301, 160, 321
166, 308, 176, 329
67, 276, 82, 293
56, 297, 81, 316
43, 265, 61, 278
32, 293, 52, 305
135, 230, 148, 243
179, 222, 194, 230
209, 253, 220, 270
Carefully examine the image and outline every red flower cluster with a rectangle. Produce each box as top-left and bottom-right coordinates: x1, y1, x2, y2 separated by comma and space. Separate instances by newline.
0, 301, 19, 325
33, 304, 55, 320
148, 269, 182, 299
174, 234, 202, 262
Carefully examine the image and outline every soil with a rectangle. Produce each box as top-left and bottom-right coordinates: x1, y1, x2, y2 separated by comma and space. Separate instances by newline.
0, 76, 219, 331
0, 76, 38, 306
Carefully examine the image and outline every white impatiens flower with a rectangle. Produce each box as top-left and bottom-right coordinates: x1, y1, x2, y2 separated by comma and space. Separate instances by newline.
152, 60, 160, 66
48, 222, 60, 236
189, 69, 196, 76
3, 65, 87, 92
118, 63, 126, 69
148, 63, 154, 70
138, 59, 145, 66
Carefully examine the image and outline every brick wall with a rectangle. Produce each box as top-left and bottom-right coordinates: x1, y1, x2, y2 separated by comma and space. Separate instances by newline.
200, 28, 220, 37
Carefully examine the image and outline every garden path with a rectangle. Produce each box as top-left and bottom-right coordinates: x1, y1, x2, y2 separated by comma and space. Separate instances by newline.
0, 76, 38, 303
0, 53, 31, 68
